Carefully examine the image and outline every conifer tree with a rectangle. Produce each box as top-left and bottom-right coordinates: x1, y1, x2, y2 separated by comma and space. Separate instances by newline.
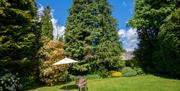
0, 0, 40, 76
65, 0, 123, 75
154, 8, 180, 77
41, 6, 53, 40
92, 0, 124, 72
129, 0, 179, 76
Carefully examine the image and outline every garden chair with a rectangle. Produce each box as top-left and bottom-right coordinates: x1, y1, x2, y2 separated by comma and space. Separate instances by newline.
76, 76, 88, 91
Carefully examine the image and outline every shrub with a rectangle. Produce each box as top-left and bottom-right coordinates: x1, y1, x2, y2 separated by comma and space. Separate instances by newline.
122, 67, 137, 77
125, 60, 144, 75
0, 73, 22, 91
111, 71, 122, 77
39, 62, 67, 86
39, 39, 67, 86
86, 74, 101, 79
68, 74, 101, 81
68, 74, 78, 81
21, 76, 39, 90
133, 67, 144, 75
95, 67, 110, 78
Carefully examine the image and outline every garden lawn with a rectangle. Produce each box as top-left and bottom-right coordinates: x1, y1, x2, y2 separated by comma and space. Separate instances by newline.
29, 75, 180, 91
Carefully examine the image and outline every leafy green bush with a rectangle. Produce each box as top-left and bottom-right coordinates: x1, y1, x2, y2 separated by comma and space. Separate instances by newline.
68, 74, 101, 81
68, 74, 78, 81
125, 60, 144, 75
86, 74, 101, 79
133, 67, 144, 75
96, 69, 110, 78
21, 76, 39, 90
122, 67, 137, 77
0, 73, 22, 91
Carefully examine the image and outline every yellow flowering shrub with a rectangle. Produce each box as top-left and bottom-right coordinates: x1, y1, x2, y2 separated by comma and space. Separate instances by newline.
111, 71, 122, 77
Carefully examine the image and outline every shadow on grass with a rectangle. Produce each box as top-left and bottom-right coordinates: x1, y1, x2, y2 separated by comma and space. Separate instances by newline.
27, 82, 65, 90
60, 85, 77, 90
143, 71, 180, 80
152, 73, 180, 80
25, 82, 44, 91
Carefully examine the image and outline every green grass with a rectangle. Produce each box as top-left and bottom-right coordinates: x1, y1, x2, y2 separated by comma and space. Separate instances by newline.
29, 75, 180, 91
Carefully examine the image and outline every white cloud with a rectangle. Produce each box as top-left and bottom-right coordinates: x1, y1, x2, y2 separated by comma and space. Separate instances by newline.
51, 10, 65, 40
38, 5, 65, 40
54, 26, 65, 39
119, 28, 138, 52
37, 4, 44, 21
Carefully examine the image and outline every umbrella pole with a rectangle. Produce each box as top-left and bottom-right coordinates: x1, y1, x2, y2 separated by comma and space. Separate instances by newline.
65, 65, 69, 91
52, 58, 78, 91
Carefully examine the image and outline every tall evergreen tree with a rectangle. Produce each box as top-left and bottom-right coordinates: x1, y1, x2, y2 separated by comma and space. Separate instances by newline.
41, 6, 53, 40
65, 0, 123, 75
93, 0, 124, 72
0, 0, 40, 76
154, 8, 180, 77
129, 0, 179, 76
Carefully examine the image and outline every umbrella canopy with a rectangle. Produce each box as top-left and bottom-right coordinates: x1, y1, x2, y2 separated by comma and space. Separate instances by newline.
53, 57, 78, 65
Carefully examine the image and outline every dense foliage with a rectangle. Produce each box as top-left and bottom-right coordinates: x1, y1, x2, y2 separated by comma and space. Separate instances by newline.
154, 8, 180, 77
65, 0, 124, 75
129, 0, 180, 77
0, 73, 22, 91
0, 0, 66, 89
125, 60, 144, 75
38, 5, 67, 85
41, 6, 53, 40
39, 38, 67, 86
122, 67, 137, 77
0, 0, 40, 78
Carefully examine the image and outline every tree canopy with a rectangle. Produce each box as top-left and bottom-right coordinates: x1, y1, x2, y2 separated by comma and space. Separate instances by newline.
41, 6, 53, 40
0, 0, 40, 76
129, 0, 180, 77
65, 0, 124, 75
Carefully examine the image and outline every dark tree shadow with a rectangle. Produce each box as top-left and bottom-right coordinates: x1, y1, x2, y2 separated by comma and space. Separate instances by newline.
152, 73, 180, 80
60, 85, 78, 90
143, 71, 180, 80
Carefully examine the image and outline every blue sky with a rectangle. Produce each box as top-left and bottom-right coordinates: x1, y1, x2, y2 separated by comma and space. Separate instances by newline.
37, 0, 134, 29
37, 0, 138, 51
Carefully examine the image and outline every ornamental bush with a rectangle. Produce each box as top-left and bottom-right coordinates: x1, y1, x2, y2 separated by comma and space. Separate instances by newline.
0, 73, 22, 91
39, 39, 67, 86
122, 67, 137, 77
111, 71, 122, 77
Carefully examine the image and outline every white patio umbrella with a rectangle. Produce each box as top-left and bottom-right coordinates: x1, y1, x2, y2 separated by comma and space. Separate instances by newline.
53, 57, 78, 91
53, 57, 78, 65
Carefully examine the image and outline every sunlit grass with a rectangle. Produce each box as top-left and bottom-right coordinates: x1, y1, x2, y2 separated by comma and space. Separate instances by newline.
29, 75, 180, 91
